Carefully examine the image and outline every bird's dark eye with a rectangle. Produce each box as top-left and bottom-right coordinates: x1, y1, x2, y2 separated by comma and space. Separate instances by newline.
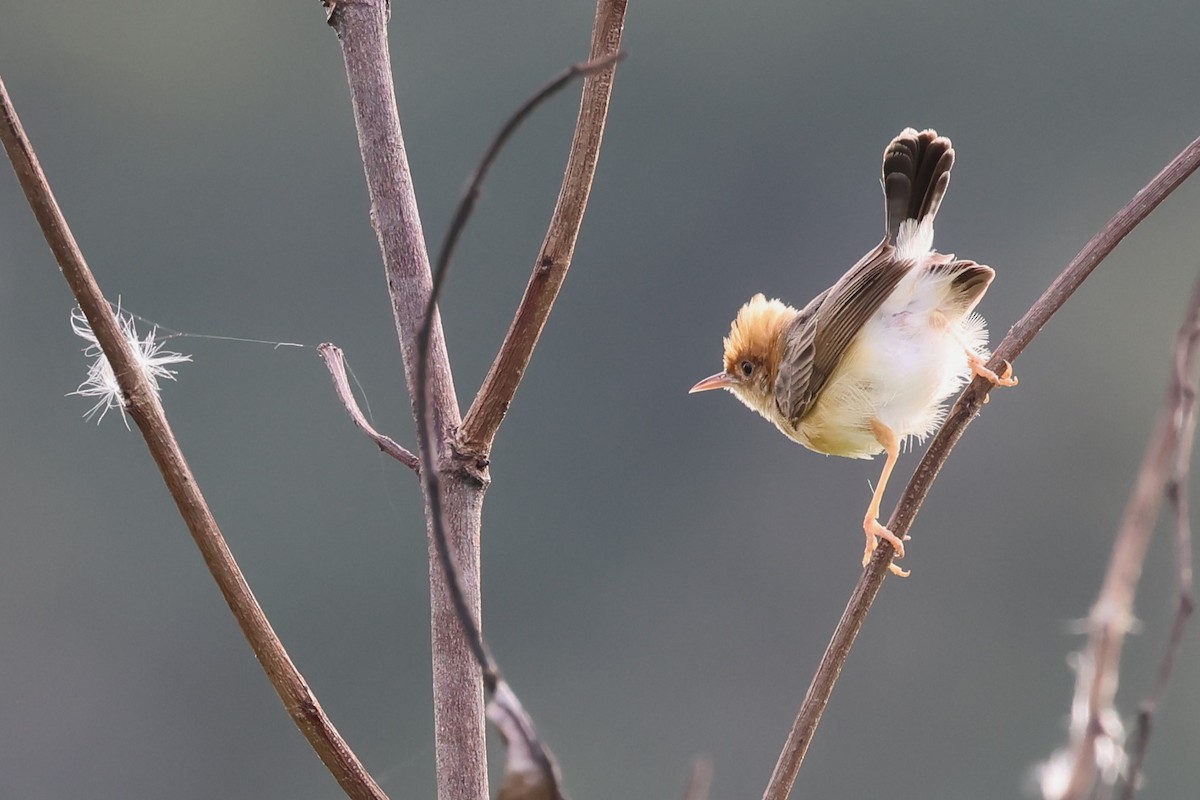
740, 360, 754, 377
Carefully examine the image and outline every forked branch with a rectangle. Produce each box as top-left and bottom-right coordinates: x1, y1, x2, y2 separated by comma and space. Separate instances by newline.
327, 0, 626, 797
412, 16, 625, 799
762, 132, 1200, 800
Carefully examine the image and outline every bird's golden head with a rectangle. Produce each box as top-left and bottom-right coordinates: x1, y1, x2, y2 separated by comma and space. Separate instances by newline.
690, 294, 796, 416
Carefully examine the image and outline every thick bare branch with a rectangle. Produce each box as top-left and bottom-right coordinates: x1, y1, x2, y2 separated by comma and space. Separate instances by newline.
318, 343, 420, 472
0, 75, 388, 800
459, 0, 628, 458
762, 132, 1200, 800
325, 3, 489, 798
329, 1, 627, 796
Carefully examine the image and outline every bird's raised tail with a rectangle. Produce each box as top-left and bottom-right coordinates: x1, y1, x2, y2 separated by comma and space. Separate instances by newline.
882, 128, 955, 243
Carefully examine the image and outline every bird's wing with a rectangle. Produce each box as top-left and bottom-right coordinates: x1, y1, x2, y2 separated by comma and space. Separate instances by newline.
775, 241, 914, 425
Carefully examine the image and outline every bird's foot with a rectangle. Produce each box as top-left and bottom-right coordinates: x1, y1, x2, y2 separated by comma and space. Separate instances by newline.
862, 517, 911, 577
971, 356, 1018, 388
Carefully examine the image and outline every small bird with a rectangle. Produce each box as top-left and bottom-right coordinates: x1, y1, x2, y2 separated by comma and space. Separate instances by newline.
690, 128, 1016, 576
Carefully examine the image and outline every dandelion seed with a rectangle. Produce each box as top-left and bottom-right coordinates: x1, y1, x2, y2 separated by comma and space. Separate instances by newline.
68, 304, 192, 426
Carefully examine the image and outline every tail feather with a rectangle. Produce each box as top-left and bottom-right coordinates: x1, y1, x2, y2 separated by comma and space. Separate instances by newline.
928, 259, 994, 316
882, 128, 955, 242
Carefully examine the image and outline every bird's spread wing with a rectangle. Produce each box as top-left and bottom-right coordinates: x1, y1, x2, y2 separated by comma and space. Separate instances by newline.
774, 242, 914, 425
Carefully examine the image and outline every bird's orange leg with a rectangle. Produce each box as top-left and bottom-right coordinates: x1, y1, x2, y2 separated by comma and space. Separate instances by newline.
934, 310, 1018, 387
967, 351, 1018, 387
863, 419, 910, 578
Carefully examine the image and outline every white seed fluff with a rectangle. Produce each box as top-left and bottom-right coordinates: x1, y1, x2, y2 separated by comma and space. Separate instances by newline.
69, 305, 192, 426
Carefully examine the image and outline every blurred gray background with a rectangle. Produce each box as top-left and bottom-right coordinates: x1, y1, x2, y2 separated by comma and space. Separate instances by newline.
2, 1, 1199, 798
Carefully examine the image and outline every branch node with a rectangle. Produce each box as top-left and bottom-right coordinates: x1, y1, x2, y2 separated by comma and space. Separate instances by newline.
448, 439, 492, 487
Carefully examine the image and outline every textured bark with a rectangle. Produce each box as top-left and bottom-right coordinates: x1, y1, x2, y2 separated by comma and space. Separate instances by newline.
328, 4, 489, 798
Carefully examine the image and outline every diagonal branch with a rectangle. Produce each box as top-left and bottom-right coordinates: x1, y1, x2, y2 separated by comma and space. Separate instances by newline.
458, 0, 628, 458
318, 343, 420, 472
761, 132, 1200, 800
414, 50, 625, 691
430, 51, 625, 314
0, 75, 388, 800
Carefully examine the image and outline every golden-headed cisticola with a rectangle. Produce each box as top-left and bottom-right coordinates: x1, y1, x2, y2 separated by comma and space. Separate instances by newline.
690, 128, 1016, 576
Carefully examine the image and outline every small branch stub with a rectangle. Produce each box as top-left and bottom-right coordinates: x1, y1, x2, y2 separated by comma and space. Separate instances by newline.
318, 343, 420, 472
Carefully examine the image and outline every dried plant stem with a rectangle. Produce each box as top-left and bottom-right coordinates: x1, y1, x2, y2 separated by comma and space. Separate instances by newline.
1052, 274, 1200, 800
325, 3, 489, 798
417, 47, 626, 693
412, 41, 624, 800
319, 343, 420, 472
431, 50, 625, 309
459, 0, 629, 458
327, 0, 625, 795
0, 75, 387, 800
1121, 595, 1194, 800
1108, 278, 1200, 800
762, 132, 1200, 800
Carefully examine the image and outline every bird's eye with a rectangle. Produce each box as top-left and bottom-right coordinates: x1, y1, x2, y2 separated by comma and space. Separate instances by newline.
740, 360, 754, 377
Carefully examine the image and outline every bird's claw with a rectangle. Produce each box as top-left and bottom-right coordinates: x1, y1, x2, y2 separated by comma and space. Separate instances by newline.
972, 358, 1018, 388
862, 518, 910, 577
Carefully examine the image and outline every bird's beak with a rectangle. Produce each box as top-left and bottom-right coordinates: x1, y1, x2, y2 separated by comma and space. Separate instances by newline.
689, 372, 732, 393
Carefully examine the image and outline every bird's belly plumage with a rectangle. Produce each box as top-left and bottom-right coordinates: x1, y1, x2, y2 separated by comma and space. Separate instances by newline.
794, 264, 988, 458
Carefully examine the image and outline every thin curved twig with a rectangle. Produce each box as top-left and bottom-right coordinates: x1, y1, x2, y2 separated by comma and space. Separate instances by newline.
319, 343, 420, 472
430, 50, 625, 313
762, 132, 1200, 800
415, 48, 625, 697
459, 0, 629, 458
0, 75, 389, 800
411, 11, 625, 796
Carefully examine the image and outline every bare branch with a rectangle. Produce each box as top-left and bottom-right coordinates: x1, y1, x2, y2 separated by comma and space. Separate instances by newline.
318, 343, 420, 472
414, 17, 628, 798
431, 51, 625, 315
1114, 279, 1200, 799
459, 0, 628, 458
328, 2, 626, 796
761, 132, 1200, 800
325, 3, 490, 797
0, 75, 388, 800
413, 37, 626, 701
1037, 273, 1200, 800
